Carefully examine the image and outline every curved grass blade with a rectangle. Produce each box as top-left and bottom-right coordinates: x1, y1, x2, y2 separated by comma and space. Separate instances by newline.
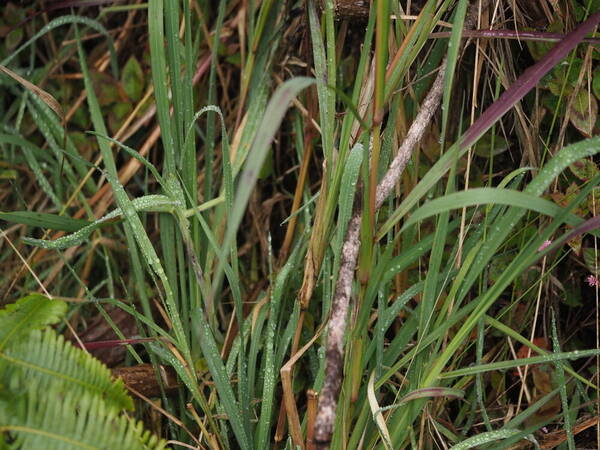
23, 195, 175, 249
367, 372, 393, 450
441, 345, 600, 379
75, 25, 192, 378
1, 15, 118, 77
87, 132, 164, 186
215, 77, 315, 300
401, 188, 588, 232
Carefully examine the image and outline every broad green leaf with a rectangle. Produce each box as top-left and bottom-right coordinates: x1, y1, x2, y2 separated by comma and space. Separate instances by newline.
108, 101, 133, 134
92, 71, 122, 107
5, 28, 23, 51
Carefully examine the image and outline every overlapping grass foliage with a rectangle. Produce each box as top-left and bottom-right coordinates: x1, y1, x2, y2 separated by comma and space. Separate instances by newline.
1, 0, 600, 448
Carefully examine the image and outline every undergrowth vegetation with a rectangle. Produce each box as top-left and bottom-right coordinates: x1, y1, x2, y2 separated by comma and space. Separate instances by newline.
1, 0, 600, 448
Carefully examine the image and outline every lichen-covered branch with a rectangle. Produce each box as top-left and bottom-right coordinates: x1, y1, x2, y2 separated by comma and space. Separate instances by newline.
314, 57, 448, 447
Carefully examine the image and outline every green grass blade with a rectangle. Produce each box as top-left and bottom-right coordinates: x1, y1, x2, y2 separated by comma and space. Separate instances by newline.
148, 0, 176, 173
333, 143, 363, 276
0, 134, 61, 207
75, 24, 190, 361
449, 429, 526, 450
401, 188, 588, 232
551, 311, 575, 449
0, 211, 90, 232
440, 0, 468, 143
23, 195, 175, 249
215, 77, 314, 298
191, 307, 253, 449
1, 15, 118, 77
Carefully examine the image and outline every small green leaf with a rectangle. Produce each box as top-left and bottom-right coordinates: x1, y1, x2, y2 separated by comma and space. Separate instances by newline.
563, 284, 583, 307
69, 130, 97, 158
473, 131, 509, 158
583, 247, 600, 276
71, 104, 91, 128
570, 89, 598, 137
91, 71, 122, 106
527, 37, 553, 62
108, 101, 133, 134
526, 22, 563, 61
569, 158, 599, 181
121, 56, 144, 101
547, 59, 583, 96
258, 147, 273, 179
5, 28, 23, 51
2, 2, 25, 25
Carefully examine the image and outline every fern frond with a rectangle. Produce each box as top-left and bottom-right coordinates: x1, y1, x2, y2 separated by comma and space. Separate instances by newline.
0, 294, 66, 350
0, 379, 168, 450
0, 329, 133, 412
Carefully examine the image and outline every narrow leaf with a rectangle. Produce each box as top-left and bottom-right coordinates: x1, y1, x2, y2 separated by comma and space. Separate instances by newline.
0, 211, 91, 232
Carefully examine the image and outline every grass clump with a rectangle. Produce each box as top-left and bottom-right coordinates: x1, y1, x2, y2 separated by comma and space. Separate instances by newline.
1, 1, 600, 448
